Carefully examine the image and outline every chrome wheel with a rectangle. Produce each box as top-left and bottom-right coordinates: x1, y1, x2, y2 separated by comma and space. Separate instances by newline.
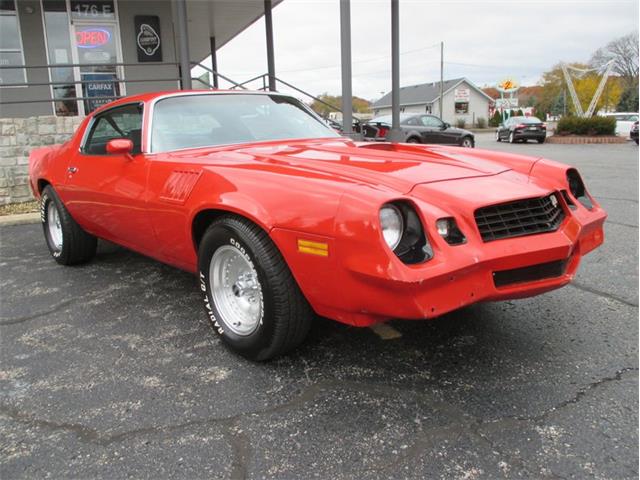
210, 245, 263, 336
47, 201, 63, 250
495, 131, 501, 141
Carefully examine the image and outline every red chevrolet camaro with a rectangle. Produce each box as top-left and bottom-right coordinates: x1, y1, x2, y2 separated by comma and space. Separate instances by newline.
29, 91, 606, 360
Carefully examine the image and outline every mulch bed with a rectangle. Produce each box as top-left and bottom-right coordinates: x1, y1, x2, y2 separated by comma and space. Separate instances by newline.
547, 135, 628, 144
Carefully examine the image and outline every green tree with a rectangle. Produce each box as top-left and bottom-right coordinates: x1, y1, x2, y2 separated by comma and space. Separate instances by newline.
489, 110, 502, 127
617, 83, 639, 111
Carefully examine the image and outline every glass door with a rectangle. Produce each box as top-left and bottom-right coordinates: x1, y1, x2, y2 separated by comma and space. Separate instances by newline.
70, 15, 124, 114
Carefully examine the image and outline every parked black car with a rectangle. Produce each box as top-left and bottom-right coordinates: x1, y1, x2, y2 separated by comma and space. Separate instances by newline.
496, 116, 547, 143
325, 117, 362, 134
630, 121, 638, 145
363, 114, 475, 147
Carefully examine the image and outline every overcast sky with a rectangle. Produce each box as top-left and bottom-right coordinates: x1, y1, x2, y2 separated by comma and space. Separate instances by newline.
212, 0, 638, 102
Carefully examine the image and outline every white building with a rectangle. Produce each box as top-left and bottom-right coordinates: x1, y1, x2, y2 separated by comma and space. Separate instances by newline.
372, 77, 493, 126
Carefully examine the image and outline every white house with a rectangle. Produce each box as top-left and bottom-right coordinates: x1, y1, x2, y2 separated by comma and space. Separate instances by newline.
372, 77, 493, 126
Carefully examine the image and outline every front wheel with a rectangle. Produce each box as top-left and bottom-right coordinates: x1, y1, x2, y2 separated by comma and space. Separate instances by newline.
460, 136, 474, 148
495, 131, 501, 142
509, 132, 515, 144
198, 216, 313, 361
406, 137, 420, 144
41, 185, 97, 265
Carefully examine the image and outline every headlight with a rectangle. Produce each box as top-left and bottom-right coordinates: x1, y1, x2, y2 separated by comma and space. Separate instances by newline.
566, 169, 593, 209
379, 204, 403, 250
379, 202, 432, 264
436, 217, 466, 245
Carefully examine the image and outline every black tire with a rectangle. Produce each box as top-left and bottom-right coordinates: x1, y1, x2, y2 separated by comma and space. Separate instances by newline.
537, 138, 546, 144
41, 185, 97, 265
197, 215, 313, 361
406, 137, 421, 144
460, 136, 474, 148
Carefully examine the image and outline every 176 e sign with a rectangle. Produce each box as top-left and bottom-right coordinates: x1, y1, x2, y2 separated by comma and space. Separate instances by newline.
70, 1, 115, 19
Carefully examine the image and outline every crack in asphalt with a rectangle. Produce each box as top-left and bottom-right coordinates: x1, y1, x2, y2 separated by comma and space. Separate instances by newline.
597, 196, 639, 204
606, 220, 639, 229
0, 298, 77, 326
358, 367, 638, 476
2, 368, 637, 478
569, 282, 639, 308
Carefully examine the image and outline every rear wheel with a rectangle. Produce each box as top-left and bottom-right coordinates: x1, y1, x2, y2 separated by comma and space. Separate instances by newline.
198, 216, 313, 361
41, 185, 97, 265
509, 131, 515, 143
495, 131, 501, 142
537, 138, 546, 144
460, 136, 474, 148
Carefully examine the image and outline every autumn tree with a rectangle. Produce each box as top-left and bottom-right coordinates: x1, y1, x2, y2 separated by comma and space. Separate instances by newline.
536, 63, 623, 116
310, 93, 371, 117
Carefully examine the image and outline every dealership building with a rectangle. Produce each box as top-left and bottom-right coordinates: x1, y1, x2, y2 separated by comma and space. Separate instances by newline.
372, 77, 493, 126
0, 0, 285, 118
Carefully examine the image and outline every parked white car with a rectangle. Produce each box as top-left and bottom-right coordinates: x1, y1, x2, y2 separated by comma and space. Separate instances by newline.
602, 112, 639, 136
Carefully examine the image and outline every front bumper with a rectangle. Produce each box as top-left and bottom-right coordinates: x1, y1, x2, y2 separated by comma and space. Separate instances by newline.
273, 189, 606, 327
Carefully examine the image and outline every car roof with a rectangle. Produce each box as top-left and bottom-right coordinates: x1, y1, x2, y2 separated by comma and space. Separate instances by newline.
90, 89, 287, 116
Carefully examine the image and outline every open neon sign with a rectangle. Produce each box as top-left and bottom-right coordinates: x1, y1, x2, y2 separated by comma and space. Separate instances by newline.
76, 29, 111, 49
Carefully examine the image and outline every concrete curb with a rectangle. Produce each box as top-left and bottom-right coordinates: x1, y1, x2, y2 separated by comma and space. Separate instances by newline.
0, 212, 40, 226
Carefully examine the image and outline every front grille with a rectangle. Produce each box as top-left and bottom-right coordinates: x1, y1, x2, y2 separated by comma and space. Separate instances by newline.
475, 194, 565, 242
493, 259, 568, 288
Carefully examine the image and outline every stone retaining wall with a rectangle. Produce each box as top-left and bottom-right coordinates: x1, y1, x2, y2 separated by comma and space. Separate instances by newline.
0, 116, 84, 205
546, 135, 628, 144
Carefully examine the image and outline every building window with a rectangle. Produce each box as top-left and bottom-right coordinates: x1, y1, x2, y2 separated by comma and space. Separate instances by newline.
455, 102, 469, 114
0, 0, 26, 85
425, 105, 432, 114
43, 0, 78, 116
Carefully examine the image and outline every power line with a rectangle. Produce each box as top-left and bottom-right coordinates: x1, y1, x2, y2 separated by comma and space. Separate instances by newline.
278, 42, 440, 74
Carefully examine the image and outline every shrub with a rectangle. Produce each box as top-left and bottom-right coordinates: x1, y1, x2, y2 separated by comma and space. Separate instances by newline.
476, 117, 487, 128
455, 118, 466, 128
489, 110, 503, 127
555, 116, 616, 136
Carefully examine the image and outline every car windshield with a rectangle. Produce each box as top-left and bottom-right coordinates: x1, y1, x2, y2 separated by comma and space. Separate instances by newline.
151, 93, 339, 152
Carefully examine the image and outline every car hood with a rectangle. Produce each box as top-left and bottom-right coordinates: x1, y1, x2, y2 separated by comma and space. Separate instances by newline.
176, 138, 519, 194
236, 139, 512, 193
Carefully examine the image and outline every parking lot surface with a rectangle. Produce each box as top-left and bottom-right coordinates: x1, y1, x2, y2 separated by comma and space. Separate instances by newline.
1, 133, 638, 479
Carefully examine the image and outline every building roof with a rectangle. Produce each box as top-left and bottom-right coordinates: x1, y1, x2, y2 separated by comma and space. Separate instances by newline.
372, 77, 492, 108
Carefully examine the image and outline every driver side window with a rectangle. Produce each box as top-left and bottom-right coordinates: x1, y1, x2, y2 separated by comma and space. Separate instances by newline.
420, 115, 443, 128
83, 103, 143, 155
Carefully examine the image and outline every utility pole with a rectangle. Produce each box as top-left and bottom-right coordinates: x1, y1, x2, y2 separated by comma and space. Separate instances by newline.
439, 41, 444, 120
340, 0, 353, 137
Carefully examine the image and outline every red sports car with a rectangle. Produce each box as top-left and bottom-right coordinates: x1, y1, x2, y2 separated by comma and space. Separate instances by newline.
29, 91, 606, 361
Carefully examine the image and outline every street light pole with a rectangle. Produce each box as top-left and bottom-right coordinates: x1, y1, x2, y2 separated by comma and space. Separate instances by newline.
389, 0, 402, 142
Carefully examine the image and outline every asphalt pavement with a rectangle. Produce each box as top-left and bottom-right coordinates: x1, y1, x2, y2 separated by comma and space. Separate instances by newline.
1, 133, 638, 479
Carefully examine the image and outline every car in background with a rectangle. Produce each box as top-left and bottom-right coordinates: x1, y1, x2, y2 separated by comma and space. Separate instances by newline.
496, 116, 547, 144
602, 112, 639, 136
363, 114, 475, 147
325, 117, 362, 135
630, 121, 638, 145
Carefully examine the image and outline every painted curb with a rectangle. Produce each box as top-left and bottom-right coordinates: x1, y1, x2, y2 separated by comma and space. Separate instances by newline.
0, 212, 40, 227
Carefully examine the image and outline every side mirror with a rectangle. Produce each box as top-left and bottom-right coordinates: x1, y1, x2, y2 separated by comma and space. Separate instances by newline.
442, 122, 450, 129
106, 138, 134, 157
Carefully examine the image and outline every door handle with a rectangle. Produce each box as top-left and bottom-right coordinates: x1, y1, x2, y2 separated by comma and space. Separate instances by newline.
67, 166, 78, 174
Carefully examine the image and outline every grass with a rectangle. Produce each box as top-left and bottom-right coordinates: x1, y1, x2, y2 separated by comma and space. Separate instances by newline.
0, 200, 39, 216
